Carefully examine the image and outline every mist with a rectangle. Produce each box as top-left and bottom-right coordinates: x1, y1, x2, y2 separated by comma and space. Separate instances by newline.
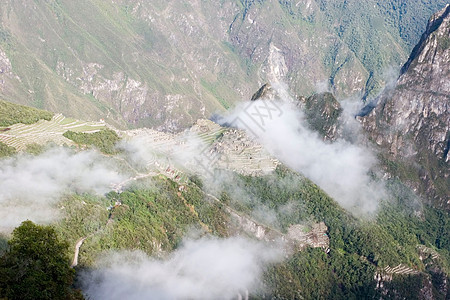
0, 148, 124, 232
81, 236, 283, 300
119, 129, 215, 177
217, 85, 385, 214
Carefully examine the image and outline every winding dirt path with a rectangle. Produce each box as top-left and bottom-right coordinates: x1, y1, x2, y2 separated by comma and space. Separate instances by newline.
70, 169, 158, 268
71, 237, 87, 268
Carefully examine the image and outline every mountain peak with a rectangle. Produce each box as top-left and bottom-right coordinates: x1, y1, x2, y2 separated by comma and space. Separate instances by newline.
400, 4, 450, 75
361, 5, 449, 208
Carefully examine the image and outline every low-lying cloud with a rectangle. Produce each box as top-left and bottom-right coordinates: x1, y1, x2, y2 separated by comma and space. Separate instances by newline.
218, 85, 385, 214
82, 236, 282, 300
0, 148, 124, 232
119, 130, 212, 176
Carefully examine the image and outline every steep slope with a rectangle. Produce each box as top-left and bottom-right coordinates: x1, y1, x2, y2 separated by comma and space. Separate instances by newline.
314, 0, 449, 99
361, 5, 450, 209
0, 1, 447, 131
297, 92, 342, 141
1, 95, 449, 299
0, 0, 254, 131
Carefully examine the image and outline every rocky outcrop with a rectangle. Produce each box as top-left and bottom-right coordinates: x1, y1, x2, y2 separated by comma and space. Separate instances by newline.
1, 1, 444, 131
360, 5, 450, 208
0, 50, 12, 76
251, 83, 277, 101
298, 92, 342, 141
0, 49, 15, 93
251, 83, 342, 141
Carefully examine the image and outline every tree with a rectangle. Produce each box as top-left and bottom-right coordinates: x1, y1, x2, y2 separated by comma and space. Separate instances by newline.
0, 221, 84, 300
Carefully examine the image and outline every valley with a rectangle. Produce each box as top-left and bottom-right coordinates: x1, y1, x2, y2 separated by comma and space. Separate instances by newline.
0, 1, 449, 300
0, 0, 448, 131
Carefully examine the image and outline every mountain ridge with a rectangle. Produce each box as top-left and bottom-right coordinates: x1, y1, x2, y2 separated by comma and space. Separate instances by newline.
361, 4, 450, 209
0, 0, 448, 131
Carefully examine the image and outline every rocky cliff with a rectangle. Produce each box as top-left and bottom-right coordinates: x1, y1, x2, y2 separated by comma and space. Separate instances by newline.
0, 1, 447, 132
298, 92, 342, 141
361, 5, 450, 209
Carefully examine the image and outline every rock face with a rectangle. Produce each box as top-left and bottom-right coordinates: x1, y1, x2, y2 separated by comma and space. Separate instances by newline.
0, 1, 447, 131
298, 92, 342, 141
251, 83, 342, 141
250, 83, 278, 101
361, 5, 450, 208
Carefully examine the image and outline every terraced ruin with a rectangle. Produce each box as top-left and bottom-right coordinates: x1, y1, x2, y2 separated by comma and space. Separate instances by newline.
375, 264, 420, 289
286, 222, 330, 251
418, 245, 441, 261
0, 114, 107, 151
119, 118, 279, 182
0, 106, 278, 186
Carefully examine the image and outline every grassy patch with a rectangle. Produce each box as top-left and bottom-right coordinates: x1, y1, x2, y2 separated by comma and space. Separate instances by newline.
0, 141, 16, 157
63, 128, 121, 154
53, 177, 228, 266
0, 100, 53, 127
24, 143, 47, 155
200, 79, 230, 109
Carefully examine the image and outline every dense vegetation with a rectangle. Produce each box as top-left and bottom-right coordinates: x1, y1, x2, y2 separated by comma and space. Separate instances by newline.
0, 140, 15, 157
0, 221, 83, 300
315, 0, 448, 96
0, 99, 53, 127
63, 129, 121, 154
218, 167, 449, 299
1, 165, 447, 298
54, 177, 229, 266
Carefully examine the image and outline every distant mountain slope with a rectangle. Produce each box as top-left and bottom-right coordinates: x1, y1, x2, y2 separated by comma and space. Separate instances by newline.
361, 4, 450, 209
0, 0, 447, 131
0, 85, 449, 299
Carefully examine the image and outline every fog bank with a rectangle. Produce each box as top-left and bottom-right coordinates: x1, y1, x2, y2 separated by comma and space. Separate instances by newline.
0, 148, 124, 232
82, 236, 282, 300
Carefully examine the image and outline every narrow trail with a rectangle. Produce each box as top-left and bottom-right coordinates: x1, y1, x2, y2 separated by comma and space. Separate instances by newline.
70, 212, 117, 268
71, 237, 87, 268
112, 171, 158, 192
205, 192, 329, 251
110, 156, 159, 192
70, 158, 159, 267
205, 193, 285, 240
70, 193, 123, 267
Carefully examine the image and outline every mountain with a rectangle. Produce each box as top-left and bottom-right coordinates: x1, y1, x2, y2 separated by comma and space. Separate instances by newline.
0, 0, 448, 131
297, 92, 343, 141
1, 3, 450, 299
361, 4, 450, 209
1, 90, 449, 298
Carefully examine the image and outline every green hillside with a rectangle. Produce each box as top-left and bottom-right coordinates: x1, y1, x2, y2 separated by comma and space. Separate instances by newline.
0, 1, 447, 130
0, 99, 53, 127
1, 165, 448, 299
0, 3, 448, 298
0, 98, 449, 298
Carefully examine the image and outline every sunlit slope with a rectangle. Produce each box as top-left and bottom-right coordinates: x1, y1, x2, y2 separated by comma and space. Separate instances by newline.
0, 1, 447, 131
0, 0, 253, 130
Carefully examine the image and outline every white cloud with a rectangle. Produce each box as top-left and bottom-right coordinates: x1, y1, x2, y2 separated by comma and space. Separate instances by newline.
119, 129, 213, 176
81, 236, 282, 300
315, 80, 331, 94
217, 85, 385, 214
0, 148, 124, 231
